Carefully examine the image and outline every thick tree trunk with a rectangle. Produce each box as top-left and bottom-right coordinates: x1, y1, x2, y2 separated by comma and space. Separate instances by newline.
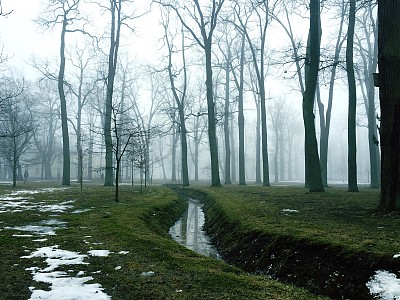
302, 0, 324, 192
347, 0, 358, 192
377, 0, 400, 211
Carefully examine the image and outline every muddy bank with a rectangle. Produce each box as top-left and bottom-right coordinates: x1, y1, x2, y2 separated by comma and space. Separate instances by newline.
170, 187, 400, 300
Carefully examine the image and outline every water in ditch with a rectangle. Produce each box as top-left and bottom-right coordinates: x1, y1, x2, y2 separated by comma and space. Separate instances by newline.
169, 198, 221, 260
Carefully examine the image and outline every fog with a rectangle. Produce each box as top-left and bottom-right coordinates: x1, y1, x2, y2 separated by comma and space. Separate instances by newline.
0, 0, 378, 187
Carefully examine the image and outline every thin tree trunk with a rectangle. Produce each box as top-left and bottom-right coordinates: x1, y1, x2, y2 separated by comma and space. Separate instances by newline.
224, 53, 232, 185
59, 16, 70, 186
238, 34, 246, 185
347, 0, 358, 192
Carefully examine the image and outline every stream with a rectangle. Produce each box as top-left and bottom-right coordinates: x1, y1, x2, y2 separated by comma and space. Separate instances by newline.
169, 198, 221, 260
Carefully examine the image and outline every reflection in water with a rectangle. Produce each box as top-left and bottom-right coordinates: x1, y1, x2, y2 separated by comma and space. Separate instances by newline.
169, 199, 221, 259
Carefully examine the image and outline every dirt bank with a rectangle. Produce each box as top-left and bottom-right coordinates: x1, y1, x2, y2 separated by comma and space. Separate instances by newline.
171, 187, 400, 300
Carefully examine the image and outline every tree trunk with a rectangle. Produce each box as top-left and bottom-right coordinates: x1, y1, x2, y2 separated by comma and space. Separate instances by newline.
224, 55, 232, 185
377, 0, 400, 211
230, 116, 237, 183
104, 0, 121, 186
302, 0, 324, 192
205, 40, 221, 187
347, 0, 358, 192
88, 122, 93, 180
59, 16, 70, 186
238, 34, 246, 186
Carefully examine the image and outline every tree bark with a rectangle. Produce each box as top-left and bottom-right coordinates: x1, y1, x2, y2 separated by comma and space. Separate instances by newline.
302, 0, 324, 192
238, 34, 246, 186
59, 15, 70, 186
104, 0, 122, 186
205, 40, 221, 186
377, 0, 400, 211
224, 52, 232, 185
346, 0, 358, 192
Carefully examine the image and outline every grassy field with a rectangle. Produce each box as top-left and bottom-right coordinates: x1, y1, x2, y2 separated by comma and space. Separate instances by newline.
180, 185, 399, 299
0, 182, 327, 300
195, 185, 394, 255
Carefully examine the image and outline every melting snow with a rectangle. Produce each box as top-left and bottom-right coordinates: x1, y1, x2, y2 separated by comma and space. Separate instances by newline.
88, 250, 112, 257
5, 220, 66, 236
367, 270, 400, 299
22, 245, 111, 300
281, 209, 299, 213
118, 251, 129, 255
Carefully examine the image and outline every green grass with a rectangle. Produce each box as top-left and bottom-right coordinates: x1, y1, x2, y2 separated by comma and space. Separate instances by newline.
0, 183, 326, 300
192, 185, 395, 256
176, 185, 399, 299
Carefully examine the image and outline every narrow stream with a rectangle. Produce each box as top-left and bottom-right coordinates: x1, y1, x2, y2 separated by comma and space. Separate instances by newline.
169, 198, 221, 259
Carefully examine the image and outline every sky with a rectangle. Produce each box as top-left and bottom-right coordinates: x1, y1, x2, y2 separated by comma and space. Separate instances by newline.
0, 0, 158, 77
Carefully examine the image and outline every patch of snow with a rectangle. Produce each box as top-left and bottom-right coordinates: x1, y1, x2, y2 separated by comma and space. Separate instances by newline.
141, 271, 155, 277
13, 234, 34, 237
22, 245, 111, 300
40, 219, 67, 226
71, 209, 92, 214
5, 225, 58, 236
32, 238, 48, 242
88, 250, 112, 257
114, 266, 121, 270
393, 254, 400, 259
118, 251, 129, 255
281, 209, 299, 213
367, 270, 400, 300
38, 202, 74, 213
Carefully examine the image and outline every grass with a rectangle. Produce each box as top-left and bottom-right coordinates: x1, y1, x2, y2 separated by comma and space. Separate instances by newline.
0, 182, 326, 300
194, 185, 395, 256
177, 185, 399, 299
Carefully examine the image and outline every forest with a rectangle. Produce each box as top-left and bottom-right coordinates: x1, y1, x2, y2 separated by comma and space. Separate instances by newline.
1, 1, 400, 299
0, 0, 390, 195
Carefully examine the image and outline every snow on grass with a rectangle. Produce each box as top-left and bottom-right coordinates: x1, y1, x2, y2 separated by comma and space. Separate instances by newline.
71, 208, 92, 214
10, 188, 68, 196
0, 193, 74, 214
366, 270, 400, 299
5, 219, 67, 236
6, 225, 58, 236
281, 209, 299, 214
118, 251, 129, 255
88, 250, 112, 257
22, 245, 111, 300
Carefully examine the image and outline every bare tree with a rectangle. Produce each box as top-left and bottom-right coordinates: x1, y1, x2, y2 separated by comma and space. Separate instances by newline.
161, 11, 189, 186
32, 79, 60, 180
232, 0, 275, 186
37, 0, 90, 186
355, 2, 380, 189
155, 0, 225, 187
0, 79, 35, 187
67, 45, 97, 185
